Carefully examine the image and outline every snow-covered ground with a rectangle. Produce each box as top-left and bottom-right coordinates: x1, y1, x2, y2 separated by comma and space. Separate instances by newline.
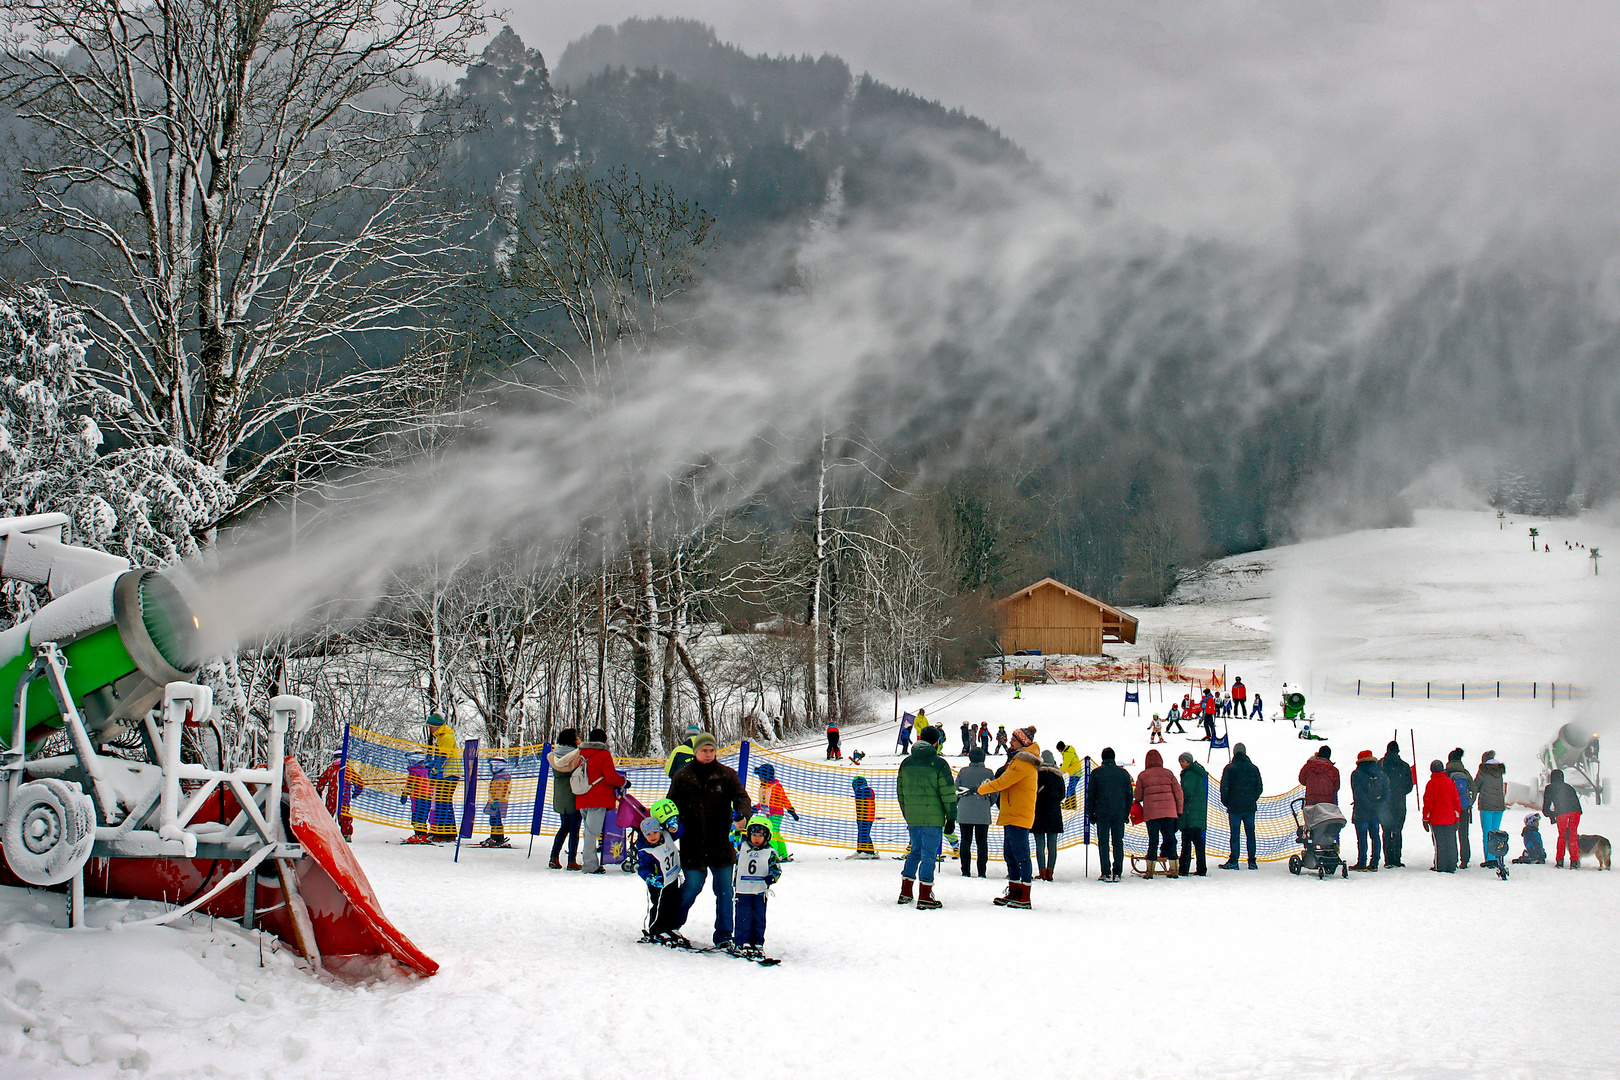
4, 509, 1618, 1079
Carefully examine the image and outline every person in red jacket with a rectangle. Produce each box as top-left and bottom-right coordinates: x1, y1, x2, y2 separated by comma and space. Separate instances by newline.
576, 727, 627, 874
1299, 746, 1340, 805
315, 749, 364, 841
1422, 759, 1462, 872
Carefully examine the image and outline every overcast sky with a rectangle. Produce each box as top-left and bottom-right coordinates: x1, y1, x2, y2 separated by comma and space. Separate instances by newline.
505, 0, 1620, 258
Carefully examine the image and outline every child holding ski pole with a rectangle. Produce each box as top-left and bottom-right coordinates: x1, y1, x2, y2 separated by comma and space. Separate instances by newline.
733, 814, 783, 960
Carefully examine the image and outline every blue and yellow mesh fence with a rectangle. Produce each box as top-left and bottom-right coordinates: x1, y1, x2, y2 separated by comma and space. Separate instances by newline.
335, 726, 1323, 863
1322, 676, 1588, 701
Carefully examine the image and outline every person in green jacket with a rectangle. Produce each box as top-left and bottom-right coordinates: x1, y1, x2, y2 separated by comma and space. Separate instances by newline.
1176, 752, 1210, 876
896, 726, 958, 910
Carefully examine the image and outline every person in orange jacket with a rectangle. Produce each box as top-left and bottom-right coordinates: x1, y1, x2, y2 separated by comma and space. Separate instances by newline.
1422, 759, 1462, 872
976, 727, 1041, 908
754, 763, 799, 859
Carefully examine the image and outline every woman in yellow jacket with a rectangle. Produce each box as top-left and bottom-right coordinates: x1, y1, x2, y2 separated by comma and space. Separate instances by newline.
428, 714, 461, 840
977, 727, 1040, 909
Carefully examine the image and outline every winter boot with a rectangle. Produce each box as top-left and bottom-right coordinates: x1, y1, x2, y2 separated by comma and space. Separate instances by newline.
1218, 860, 1238, 870
916, 883, 942, 910
1556, 858, 1564, 868
403, 832, 435, 845
992, 884, 1017, 906
1007, 882, 1032, 909
1142, 861, 1155, 880
548, 857, 563, 869
566, 861, 583, 871
898, 878, 915, 905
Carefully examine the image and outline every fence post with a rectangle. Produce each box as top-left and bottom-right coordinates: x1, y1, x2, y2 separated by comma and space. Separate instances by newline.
338, 723, 352, 822
1391, 681, 1395, 699
1427, 682, 1430, 699
1497, 681, 1500, 698
528, 743, 553, 858
1357, 680, 1361, 696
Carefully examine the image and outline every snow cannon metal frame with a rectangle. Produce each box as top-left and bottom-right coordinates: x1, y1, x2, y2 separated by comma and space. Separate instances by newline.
0, 513, 314, 919
0, 516, 439, 977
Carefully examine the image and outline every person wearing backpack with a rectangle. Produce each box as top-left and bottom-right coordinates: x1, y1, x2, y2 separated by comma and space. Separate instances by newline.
576, 727, 627, 874
1349, 750, 1390, 871
1445, 749, 1475, 868
1379, 741, 1415, 868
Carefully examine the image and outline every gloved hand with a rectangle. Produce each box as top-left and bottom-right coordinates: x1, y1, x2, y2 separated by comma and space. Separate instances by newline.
399, 794, 408, 805
789, 810, 801, 822
945, 821, 955, 836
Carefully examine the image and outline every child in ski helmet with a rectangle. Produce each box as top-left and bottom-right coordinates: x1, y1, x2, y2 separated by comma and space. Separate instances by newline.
637, 802, 688, 945
478, 758, 513, 848
753, 762, 799, 860
1513, 812, 1547, 865
733, 814, 782, 958
848, 775, 877, 858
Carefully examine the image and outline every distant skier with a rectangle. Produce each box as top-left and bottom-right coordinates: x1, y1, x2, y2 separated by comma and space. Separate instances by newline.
995, 725, 1009, 757
1147, 714, 1166, 744
1231, 677, 1247, 717
960, 721, 972, 757
897, 716, 913, 755
402, 754, 434, 844
1249, 693, 1263, 720
826, 724, 841, 761
1164, 704, 1186, 735
848, 776, 878, 858
979, 725, 991, 756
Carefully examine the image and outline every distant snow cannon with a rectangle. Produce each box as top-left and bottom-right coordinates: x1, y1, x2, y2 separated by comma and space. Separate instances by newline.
1280, 682, 1310, 724
0, 514, 437, 976
1539, 722, 1603, 805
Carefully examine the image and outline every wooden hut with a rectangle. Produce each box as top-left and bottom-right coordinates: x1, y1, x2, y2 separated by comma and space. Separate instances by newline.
994, 578, 1138, 656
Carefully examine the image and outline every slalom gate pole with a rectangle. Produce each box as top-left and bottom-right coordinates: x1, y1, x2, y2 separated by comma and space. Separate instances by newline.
1409, 729, 1420, 819
1083, 756, 1092, 880
455, 739, 480, 863
528, 742, 553, 858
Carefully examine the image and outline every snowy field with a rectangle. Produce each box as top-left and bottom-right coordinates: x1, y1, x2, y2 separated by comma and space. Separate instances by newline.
4, 509, 1619, 1079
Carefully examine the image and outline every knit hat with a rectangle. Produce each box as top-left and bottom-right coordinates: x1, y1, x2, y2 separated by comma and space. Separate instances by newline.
1178, 752, 1193, 766
920, 725, 944, 746
969, 748, 986, 764
1041, 750, 1056, 765
1317, 746, 1331, 759
1357, 750, 1374, 762
1008, 727, 1033, 753
1430, 760, 1445, 772
1448, 747, 1464, 762
1101, 746, 1116, 762
429, 713, 448, 727
640, 816, 662, 838
1233, 742, 1246, 755
691, 732, 717, 750
1386, 740, 1400, 754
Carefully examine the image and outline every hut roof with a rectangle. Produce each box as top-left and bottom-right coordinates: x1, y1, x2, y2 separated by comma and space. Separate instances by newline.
994, 577, 1139, 642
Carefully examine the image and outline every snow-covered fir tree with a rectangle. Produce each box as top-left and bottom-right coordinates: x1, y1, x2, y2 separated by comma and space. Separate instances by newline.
0, 288, 230, 623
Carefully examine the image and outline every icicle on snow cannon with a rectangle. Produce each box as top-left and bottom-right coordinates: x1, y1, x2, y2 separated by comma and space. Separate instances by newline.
0, 513, 436, 976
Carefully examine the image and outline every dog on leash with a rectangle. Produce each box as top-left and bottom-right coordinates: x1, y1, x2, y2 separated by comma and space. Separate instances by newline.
1577, 835, 1612, 870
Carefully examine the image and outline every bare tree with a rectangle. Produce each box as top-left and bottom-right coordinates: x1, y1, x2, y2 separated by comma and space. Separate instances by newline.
0, 0, 488, 529
1153, 628, 1192, 670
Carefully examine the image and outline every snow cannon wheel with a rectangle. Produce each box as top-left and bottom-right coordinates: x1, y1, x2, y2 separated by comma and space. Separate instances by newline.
1288, 855, 1302, 875
3, 778, 96, 886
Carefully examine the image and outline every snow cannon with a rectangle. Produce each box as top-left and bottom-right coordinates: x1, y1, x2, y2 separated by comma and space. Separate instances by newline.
1281, 683, 1308, 722
1, 565, 201, 756
0, 515, 438, 976
1539, 722, 1603, 804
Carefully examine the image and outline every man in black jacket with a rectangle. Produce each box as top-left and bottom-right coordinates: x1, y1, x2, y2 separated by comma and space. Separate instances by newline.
668, 734, 751, 948
1379, 741, 1415, 867
1084, 746, 1134, 882
1218, 742, 1264, 870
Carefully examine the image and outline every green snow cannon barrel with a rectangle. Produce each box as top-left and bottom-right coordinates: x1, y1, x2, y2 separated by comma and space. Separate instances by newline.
1540, 722, 1598, 773
0, 570, 202, 755
1282, 685, 1307, 721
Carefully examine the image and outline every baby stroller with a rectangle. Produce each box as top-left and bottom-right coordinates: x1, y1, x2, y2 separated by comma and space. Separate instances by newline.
1288, 797, 1349, 879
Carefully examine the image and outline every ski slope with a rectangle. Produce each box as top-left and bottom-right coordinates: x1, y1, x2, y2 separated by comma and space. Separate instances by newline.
3, 509, 1617, 1079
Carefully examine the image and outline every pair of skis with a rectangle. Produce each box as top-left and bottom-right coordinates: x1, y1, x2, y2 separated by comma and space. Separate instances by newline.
639, 933, 781, 966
